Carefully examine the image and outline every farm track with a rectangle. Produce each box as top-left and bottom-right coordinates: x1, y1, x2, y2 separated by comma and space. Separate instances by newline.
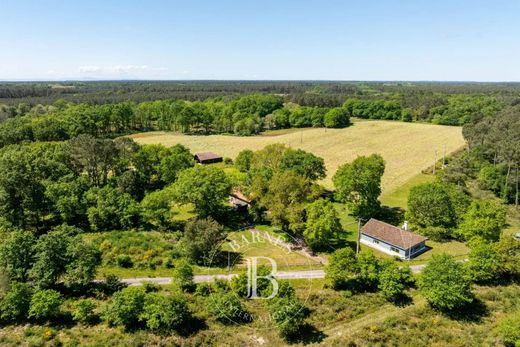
119, 264, 427, 286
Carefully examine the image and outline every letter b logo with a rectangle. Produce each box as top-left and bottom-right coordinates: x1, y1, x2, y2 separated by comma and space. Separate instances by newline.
246, 257, 279, 299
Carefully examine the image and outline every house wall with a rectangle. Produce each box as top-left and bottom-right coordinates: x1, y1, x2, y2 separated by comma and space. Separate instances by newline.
406, 241, 426, 258
360, 234, 406, 258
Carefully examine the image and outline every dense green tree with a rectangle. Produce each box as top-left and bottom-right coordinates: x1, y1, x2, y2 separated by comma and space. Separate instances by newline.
378, 262, 413, 302
324, 107, 350, 128
406, 183, 465, 239
356, 251, 381, 290
71, 299, 97, 325
181, 218, 227, 265
30, 225, 99, 288
234, 149, 254, 172
30, 228, 73, 288
172, 258, 194, 292
333, 154, 385, 218
0, 282, 32, 323
85, 186, 140, 231
158, 144, 195, 184
66, 135, 119, 186
45, 176, 90, 226
173, 166, 231, 218
139, 185, 177, 230
457, 200, 506, 242
132, 144, 172, 189
495, 233, 520, 278
104, 286, 146, 330
280, 148, 326, 181
0, 230, 36, 282
250, 143, 288, 182
418, 254, 473, 311
139, 293, 193, 332
269, 297, 309, 340
304, 199, 342, 251
258, 171, 317, 233
465, 239, 502, 283
28, 289, 63, 321
325, 247, 359, 290
64, 238, 101, 287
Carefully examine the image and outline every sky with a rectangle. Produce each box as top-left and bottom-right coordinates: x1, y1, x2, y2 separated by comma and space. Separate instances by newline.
1, 0, 520, 81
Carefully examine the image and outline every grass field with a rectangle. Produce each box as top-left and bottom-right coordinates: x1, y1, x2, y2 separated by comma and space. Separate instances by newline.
130, 120, 465, 191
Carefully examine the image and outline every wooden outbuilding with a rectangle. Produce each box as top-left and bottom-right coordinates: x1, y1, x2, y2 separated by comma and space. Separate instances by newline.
194, 152, 223, 164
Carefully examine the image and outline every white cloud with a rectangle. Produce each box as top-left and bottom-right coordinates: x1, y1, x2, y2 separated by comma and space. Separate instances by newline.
112, 65, 149, 73
79, 65, 102, 73
77, 64, 168, 78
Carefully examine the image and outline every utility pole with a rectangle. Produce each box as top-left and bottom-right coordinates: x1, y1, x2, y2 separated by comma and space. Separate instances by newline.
227, 250, 230, 271
442, 144, 446, 168
356, 219, 361, 254
433, 150, 438, 175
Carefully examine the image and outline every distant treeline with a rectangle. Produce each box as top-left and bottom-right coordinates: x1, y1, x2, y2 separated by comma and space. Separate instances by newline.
0, 94, 352, 147
1, 80, 519, 107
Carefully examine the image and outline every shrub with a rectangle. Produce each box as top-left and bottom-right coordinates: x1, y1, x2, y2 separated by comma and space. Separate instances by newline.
71, 299, 97, 325
139, 293, 193, 332
172, 259, 194, 292
116, 254, 133, 268
496, 309, 520, 346
457, 199, 506, 242
231, 266, 274, 298
356, 251, 381, 290
103, 286, 146, 329
378, 262, 413, 302
269, 297, 309, 340
234, 149, 254, 172
181, 218, 227, 265
195, 282, 212, 296
208, 292, 249, 324
325, 247, 358, 290
28, 289, 64, 321
466, 239, 502, 283
100, 275, 127, 295
0, 282, 32, 323
142, 282, 160, 293
418, 254, 473, 311
419, 226, 451, 241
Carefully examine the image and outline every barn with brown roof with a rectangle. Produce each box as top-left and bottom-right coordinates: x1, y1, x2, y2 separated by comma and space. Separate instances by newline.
194, 152, 223, 164
361, 218, 428, 260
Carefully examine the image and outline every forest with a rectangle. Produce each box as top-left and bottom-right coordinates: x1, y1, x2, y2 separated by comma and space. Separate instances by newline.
0, 81, 516, 147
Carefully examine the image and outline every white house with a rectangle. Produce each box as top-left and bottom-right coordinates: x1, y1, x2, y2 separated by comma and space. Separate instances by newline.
360, 218, 428, 260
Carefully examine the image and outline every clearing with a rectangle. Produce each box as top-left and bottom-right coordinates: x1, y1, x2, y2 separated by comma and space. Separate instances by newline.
130, 119, 465, 192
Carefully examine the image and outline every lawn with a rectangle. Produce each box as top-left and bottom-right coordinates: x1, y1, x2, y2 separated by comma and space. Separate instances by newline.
129, 119, 465, 191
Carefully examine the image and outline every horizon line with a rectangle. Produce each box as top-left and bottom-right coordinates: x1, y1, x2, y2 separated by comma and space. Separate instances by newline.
1, 79, 520, 84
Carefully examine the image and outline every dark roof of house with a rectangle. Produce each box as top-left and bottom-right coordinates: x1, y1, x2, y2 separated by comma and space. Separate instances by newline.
194, 152, 222, 162
361, 218, 428, 250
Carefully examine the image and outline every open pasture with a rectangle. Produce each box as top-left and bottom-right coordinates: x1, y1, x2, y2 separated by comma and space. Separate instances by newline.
130, 120, 465, 193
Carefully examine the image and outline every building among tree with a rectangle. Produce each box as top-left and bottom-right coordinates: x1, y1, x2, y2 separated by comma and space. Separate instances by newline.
360, 218, 428, 260
229, 189, 252, 211
194, 152, 223, 164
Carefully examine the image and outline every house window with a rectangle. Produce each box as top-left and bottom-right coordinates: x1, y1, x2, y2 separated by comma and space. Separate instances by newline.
373, 239, 379, 244
390, 247, 400, 253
